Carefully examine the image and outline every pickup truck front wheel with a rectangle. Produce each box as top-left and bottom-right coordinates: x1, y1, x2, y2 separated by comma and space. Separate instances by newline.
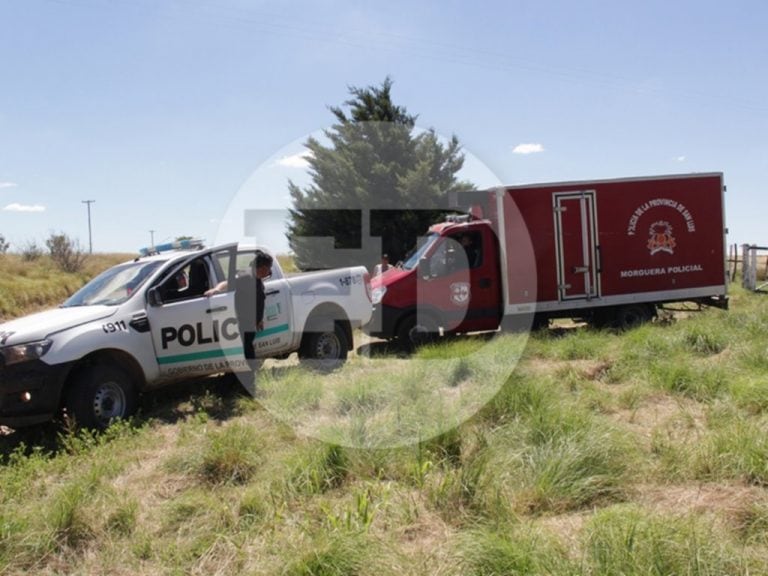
65, 365, 138, 430
299, 321, 349, 371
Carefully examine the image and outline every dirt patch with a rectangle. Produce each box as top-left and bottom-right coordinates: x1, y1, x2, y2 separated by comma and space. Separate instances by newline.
537, 512, 590, 559
634, 482, 768, 532
611, 393, 706, 444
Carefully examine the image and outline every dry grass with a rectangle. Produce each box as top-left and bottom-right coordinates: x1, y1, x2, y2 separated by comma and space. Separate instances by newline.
2, 257, 768, 574
0, 252, 132, 319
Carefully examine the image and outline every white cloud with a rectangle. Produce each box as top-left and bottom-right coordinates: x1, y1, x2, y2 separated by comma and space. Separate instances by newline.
675, 156, 687, 163
275, 151, 313, 168
0, 181, 18, 189
3, 203, 46, 213
513, 143, 545, 155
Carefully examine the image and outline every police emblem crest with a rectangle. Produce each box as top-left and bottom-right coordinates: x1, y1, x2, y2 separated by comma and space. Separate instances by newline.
450, 282, 470, 306
647, 221, 676, 255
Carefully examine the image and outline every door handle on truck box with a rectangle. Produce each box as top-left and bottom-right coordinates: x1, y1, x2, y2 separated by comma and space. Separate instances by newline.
206, 306, 228, 313
596, 245, 602, 273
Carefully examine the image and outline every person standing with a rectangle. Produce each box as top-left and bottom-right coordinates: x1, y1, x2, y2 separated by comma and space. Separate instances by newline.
206, 250, 274, 358
373, 253, 393, 276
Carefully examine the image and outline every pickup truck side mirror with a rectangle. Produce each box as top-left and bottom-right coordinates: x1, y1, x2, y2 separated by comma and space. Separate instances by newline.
147, 287, 163, 307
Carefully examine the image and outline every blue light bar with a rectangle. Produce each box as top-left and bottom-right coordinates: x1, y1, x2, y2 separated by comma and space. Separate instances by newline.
139, 239, 205, 257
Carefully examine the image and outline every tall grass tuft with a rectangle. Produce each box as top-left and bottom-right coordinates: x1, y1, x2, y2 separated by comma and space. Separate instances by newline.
692, 411, 768, 485
649, 360, 728, 401
456, 525, 573, 575
168, 422, 263, 486
469, 389, 634, 517
282, 532, 373, 576
584, 505, 747, 575
683, 324, 728, 356
285, 442, 349, 496
47, 474, 99, 548
477, 370, 553, 426
105, 499, 138, 536
526, 326, 614, 361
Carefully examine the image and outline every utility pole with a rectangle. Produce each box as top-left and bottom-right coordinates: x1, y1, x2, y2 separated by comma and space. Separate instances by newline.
82, 200, 95, 254
149, 229, 155, 247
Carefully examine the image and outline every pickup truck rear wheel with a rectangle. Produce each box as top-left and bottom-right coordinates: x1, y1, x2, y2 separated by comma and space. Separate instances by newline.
65, 365, 138, 430
299, 321, 349, 371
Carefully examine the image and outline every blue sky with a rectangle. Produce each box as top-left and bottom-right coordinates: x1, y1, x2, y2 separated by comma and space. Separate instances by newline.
1, 0, 766, 255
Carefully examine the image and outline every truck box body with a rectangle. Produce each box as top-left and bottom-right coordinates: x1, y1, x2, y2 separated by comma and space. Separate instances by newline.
493, 172, 727, 316
367, 173, 727, 344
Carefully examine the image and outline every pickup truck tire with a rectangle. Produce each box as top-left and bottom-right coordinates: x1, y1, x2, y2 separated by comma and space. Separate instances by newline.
65, 365, 138, 430
299, 321, 349, 371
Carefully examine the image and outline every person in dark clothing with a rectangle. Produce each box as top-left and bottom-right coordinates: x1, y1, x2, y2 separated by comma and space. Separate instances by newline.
236, 252, 273, 358
206, 250, 274, 358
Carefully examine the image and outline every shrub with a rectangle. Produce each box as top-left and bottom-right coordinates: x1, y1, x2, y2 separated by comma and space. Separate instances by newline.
0, 234, 9, 254
46, 232, 86, 273
19, 240, 43, 261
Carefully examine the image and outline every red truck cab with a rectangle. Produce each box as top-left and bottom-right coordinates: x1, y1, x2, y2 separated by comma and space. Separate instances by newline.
368, 217, 504, 344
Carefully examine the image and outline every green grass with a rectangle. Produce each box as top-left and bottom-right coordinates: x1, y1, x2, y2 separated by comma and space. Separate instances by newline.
3, 259, 768, 574
583, 505, 756, 575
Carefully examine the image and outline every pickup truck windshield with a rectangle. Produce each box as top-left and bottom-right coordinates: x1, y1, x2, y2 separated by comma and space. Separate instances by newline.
62, 260, 164, 307
402, 233, 439, 271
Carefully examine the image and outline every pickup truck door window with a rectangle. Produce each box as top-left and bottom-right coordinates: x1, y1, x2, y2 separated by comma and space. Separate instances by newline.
148, 252, 243, 378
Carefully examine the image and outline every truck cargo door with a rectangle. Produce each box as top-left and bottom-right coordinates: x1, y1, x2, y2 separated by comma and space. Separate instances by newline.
554, 191, 600, 301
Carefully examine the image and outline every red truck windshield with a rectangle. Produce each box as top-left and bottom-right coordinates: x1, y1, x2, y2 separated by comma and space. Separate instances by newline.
402, 233, 439, 271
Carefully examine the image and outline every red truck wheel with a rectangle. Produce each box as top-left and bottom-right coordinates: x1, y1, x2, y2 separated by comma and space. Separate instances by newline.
396, 314, 438, 351
613, 304, 656, 331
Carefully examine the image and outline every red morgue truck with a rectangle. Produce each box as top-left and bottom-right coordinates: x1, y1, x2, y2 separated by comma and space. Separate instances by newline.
367, 173, 728, 345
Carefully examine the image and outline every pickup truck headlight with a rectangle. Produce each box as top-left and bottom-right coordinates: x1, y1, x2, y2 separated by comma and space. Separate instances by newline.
371, 286, 387, 305
1, 339, 53, 366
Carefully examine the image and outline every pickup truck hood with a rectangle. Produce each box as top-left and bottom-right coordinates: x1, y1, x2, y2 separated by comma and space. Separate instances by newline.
0, 306, 117, 346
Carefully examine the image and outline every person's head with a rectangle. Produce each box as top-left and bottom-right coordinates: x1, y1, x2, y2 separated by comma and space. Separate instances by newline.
460, 234, 472, 247
250, 251, 274, 279
381, 254, 390, 265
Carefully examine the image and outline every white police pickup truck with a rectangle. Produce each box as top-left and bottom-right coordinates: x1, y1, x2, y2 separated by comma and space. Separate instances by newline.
0, 240, 372, 429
